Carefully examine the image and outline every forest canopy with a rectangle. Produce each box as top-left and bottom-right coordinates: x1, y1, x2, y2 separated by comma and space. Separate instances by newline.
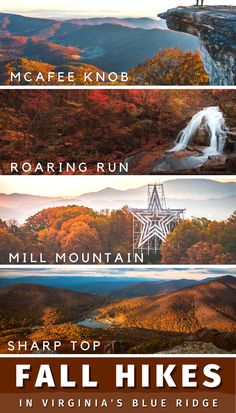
0, 207, 236, 264
1, 88, 236, 174
129, 48, 209, 86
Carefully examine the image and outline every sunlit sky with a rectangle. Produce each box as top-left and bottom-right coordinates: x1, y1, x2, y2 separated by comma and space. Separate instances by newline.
0, 176, 234, 197
0, 268, 235, 280
1, 0, 236, 18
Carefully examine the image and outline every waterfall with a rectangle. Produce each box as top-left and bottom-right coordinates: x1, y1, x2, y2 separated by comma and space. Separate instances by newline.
170, 106, 227, 156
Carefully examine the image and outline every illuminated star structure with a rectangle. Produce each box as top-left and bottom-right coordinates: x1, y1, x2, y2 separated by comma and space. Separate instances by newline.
129, 184, 185, 254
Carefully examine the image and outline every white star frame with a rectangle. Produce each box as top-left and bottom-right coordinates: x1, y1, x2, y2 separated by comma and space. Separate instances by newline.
129, 184, 185, 254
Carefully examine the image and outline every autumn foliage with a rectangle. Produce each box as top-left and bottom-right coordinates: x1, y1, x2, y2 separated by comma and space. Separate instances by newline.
0, 283, 104, 331
0, 206, 133, 264
1, 89, 236, 174
99, 276, 236, 333
129, 48, 209, 85
0, 207, 236, 264
161, 215, 236, 264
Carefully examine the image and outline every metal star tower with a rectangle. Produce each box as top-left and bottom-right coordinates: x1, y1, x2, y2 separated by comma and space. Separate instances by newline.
129, 184, 185, 255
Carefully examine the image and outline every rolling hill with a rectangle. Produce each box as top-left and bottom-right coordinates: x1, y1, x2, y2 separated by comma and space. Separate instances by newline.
98, 276, 236, 333
0, 276, 203, 298
0, 179, 236, 223
0, 275, 157, 295
0, 36, 82, 65
110, 279, 199, 299
67, 17, 167, 30
0, 284, 104, 330
0, 12, 198, 72
0, 57, 105, 85
0, 14, 166, 36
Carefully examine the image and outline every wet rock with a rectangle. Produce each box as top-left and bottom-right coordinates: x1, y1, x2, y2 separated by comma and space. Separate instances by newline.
153, 151, 207, 172
123, 151, 148, 172
200, 155, 228, 172
159, 6, 236, 85
172, 148, 203, 158
154, 150, 236, 174
192, 124, 210, 146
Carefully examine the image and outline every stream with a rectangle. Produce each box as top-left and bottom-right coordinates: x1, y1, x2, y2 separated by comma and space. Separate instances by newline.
77, 318, 112, 329
154, 106, 228, 172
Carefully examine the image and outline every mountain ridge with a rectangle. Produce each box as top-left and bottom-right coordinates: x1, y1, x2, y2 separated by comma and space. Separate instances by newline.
98, 276, 236, 333
110, 278, 199, 299
0, 283, 105, 330
0, 179, 236, 223
67, 17, 167, 30
0, 12, 198, 72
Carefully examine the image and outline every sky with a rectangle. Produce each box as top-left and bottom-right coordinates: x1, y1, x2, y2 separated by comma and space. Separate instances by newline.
0, 176, 234, 197
0, 267, 235, 280
2, 0, 236, 18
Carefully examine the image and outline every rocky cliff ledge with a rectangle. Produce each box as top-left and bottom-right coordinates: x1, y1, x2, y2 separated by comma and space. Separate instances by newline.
159, 6, 236, 85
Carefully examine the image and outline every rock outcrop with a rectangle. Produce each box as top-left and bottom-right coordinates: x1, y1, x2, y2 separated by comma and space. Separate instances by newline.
159, 6, 236, 85
157, 341, 230, 354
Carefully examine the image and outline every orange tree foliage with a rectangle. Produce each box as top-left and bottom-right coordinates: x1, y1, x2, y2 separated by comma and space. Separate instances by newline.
185, 242, 233, 264
2, 88, 233, 174
3, 205, 133, 264
1, 57, 110, 86
161, 213, 236, 264
0, 228, 24, 262
0, 284, 104, 331
41, 307, 62, 326
98, 276, 236, 334
58, 220, 102, 254
0, 207, 235, 265
129, 48, 209, 85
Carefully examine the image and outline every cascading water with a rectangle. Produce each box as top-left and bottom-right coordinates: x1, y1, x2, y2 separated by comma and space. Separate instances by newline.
154, 106, 228, 172
170, 106, 227, 155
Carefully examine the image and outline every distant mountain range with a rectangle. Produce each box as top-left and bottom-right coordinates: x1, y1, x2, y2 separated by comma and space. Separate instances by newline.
0, 275, 206, 298
0, 179, 236, 223
0, 12, 198, 72
0, 36, 82, 65
66, 17, 167, 30
110, 279, 199, 299
0, 275, 159, 295
99, 276, 236, 333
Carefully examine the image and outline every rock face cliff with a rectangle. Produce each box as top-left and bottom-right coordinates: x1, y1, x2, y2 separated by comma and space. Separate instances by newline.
159, 6, 236, 85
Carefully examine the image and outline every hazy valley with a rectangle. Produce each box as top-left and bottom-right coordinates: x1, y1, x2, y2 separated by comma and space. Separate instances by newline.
1, 179, 236, 223
0, 12, 198, 78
